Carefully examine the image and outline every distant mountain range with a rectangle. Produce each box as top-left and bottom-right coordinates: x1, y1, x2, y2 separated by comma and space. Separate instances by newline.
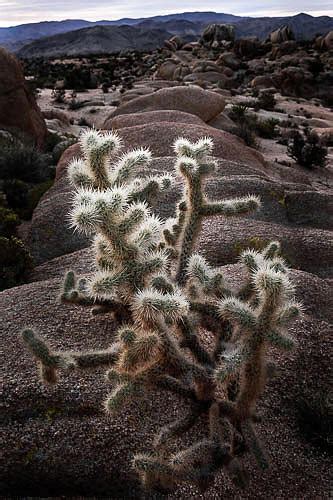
0, 11, 331, 58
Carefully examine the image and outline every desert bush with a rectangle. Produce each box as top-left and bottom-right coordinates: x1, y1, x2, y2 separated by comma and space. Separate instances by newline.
0, 236, 33, 290
287, 130, 328, 168
3, 179, 29, 215
51, 88, 66, 104
228, 103, 249, 123
0, 139, 50, 183
257, 91, 276, 111
3, 178, 54, 220
0, 206, 20, 237
228, 105, 259, 148
44, 131, 64, 154
233, 124, 258, 148
255, 118, 279, 139
22, 130, 302, 493
64, 68, 96, 91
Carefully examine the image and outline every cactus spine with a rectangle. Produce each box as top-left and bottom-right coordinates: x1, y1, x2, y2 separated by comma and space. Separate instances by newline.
22, 129, 301, 492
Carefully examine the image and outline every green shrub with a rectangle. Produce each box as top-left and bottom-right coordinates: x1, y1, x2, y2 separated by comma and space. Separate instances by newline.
228, 105, 259, 148
234, 124, 259, 148
229, 103, 249, 123
51, 88, 66, 104
0, 206, 20, 237
0, 236, 33, 290
0, 140, 50, 183
255, 118, 279, 139
3, 179, 29, 215
3, 178, 54, 220
44, 131, 63, 154
287, 130, 328, 168
26, 180, 54, 216
257, 92, 276, 111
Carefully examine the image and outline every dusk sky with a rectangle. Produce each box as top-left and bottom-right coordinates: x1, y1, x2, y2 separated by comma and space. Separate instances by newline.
0, 0, 332, 27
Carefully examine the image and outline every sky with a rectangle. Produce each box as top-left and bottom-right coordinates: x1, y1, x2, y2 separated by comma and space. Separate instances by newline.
0, 0, 332, 27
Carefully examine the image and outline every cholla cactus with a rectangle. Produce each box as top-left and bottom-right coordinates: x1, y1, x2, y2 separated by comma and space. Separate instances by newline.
22, 129, 301, 492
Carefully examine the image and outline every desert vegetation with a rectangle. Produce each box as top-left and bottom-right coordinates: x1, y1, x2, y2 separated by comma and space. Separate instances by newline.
1, 12, 332, 498
22, 130, 302, 492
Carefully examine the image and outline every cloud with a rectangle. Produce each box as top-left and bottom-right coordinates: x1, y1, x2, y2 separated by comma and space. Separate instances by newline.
0, 0, 332, 27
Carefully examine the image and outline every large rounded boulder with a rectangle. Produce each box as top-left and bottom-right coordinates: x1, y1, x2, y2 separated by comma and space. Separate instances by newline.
0, 48, 47, 147
104, 86, 226, 125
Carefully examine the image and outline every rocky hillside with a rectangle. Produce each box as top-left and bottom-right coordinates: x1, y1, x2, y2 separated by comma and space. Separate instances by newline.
1, 30, 332, 497
18, 25, 173, 58
1, 12, 332, 55
0, 13, 243, 52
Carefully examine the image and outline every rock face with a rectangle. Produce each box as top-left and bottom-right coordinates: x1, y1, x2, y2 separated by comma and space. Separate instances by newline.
200, 23, 235, 48
104, 86, 226, 124
109, 110, 205, 129
270, 25, 295, 44
0, 48, 47, 147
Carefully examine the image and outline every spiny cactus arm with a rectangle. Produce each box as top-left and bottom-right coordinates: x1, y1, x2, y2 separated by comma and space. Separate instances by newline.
275, 300, 302, 326
209, 194, 261, 217
132, 214, 164, 252
131, 288, 190, 327
241, 420, 269, 470
150, 275, 174, 294
133, 454, 182, 491
174, 136, 214, 161
237, 242, 287, 301
61, 270, 132, 319
60, 270, 92, 304
186, 254, 227, 299
263, 240, 281, 259
175, 157, 204, 285
156, 320, 212, 386
177, 316, 213, 366
112, 148, 152, 184
105, 380, 141, 413
116, 331, 162, 374
22, 329, 75, 384
71, 344, 121, 368
163, 202, 187, 248
117, 201, 150, 235
80, 130, 121, 189
67, 158, 94, 189
234, 267, 298, 420
215, 346, 248, 384
200, 195, 261, 217
131, 249, 169, 285
22, 329, 120, 384
129, 174, 173, 205
154, 374, 197, 401
265, 330, 295, 350
170, 439, 221, 488
154, 404, 202, 449
218, 297, 257, 330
